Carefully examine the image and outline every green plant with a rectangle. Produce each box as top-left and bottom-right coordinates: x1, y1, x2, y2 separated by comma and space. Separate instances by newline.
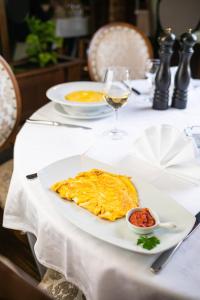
25, 16, 63, 67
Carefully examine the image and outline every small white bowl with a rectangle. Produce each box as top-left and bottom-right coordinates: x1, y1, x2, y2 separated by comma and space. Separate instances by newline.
46, 81, 109, 116
126, 207, 176, 235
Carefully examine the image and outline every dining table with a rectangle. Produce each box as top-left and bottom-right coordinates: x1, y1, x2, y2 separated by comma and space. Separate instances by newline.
3, 79, 200, 300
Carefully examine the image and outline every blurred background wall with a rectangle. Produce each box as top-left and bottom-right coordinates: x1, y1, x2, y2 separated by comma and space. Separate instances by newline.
0, 0, 199, 77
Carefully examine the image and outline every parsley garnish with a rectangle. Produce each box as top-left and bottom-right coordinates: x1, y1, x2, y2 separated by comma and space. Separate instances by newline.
137, 236, 160, 250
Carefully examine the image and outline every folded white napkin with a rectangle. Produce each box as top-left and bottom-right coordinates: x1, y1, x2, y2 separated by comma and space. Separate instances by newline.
118, 125, 200, 185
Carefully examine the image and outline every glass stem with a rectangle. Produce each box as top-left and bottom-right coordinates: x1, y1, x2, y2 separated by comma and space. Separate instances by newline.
113, 109, 118, 133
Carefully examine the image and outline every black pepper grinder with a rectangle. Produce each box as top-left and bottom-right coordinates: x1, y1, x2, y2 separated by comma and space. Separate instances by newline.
153, 28, 176, 110
171, 29, 197, 109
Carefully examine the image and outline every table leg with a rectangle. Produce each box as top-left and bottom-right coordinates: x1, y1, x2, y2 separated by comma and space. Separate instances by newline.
27, 232, 46, 279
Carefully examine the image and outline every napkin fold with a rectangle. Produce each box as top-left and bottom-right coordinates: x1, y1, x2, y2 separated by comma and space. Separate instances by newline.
118, 125, 200, 185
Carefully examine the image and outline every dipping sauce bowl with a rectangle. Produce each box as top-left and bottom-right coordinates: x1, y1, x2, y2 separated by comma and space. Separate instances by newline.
126, 207, 176, 235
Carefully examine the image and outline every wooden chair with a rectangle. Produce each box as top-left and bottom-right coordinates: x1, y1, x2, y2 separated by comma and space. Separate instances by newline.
0, 56, 85, 300
0, 55, 22, 152
0, 255, 52, 300
87, 22, 153, 81
0, 254, 85, 300
0, 55, 21, 211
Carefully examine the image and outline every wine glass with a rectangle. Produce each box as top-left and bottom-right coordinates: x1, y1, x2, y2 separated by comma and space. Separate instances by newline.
145, 59, 160, 101
103, 66, 131, 140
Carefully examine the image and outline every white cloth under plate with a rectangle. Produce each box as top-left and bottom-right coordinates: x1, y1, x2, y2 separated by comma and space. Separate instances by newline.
3, 81, 200, 300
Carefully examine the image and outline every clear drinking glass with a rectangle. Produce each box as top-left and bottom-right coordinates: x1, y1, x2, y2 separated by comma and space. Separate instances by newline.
145, 58, 160, 101
103, 66, 131, 140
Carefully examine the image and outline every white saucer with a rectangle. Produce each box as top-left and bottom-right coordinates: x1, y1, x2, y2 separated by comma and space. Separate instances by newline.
54, 103, 113, 120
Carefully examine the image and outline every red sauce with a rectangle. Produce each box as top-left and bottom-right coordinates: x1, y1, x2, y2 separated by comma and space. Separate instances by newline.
129, 208, 155, 227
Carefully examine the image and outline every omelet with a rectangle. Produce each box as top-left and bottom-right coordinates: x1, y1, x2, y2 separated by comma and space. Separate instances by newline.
51, 169, 139, 221
65, 90, 105, 103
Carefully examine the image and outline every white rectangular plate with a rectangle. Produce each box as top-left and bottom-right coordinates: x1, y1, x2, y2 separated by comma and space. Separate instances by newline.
38, 155, 195, 254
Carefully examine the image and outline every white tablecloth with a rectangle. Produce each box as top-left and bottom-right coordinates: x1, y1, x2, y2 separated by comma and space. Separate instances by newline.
3, 83, 200, 300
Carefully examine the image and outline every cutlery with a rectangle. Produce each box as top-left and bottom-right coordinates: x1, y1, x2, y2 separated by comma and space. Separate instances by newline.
26, 173, 38, 180
26, 119, 92, 130
122, 81, 141, 95
150, 211, 200, 273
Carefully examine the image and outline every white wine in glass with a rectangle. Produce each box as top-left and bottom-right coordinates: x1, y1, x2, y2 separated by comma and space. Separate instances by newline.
104, 67, 131, 140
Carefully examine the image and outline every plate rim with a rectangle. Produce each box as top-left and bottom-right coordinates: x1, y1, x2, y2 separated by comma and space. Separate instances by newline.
54, 103, 113, 120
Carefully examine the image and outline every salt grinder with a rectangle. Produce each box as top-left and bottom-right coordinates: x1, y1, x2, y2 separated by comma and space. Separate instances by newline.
171, 29, 197, 109
153, 28, 175, 110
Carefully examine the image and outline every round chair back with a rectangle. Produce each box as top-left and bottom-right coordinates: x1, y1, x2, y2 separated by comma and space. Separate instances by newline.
88, 22, 153, 81
0, 56, 21, 151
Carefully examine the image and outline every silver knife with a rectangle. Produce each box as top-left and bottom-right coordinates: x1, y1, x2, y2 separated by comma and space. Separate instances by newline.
26, 119, 92, 130
150, 211, 200, 273
122, 81, 141, 95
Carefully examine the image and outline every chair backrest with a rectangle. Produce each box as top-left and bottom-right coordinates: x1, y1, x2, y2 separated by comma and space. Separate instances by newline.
88, 22, 153, 81
0, 255, 52, 300
0, 55, 21, 151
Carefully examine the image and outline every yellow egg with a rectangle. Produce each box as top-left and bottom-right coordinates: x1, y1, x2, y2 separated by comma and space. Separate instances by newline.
51, 169, 139, 221
65, 90, 105, 103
